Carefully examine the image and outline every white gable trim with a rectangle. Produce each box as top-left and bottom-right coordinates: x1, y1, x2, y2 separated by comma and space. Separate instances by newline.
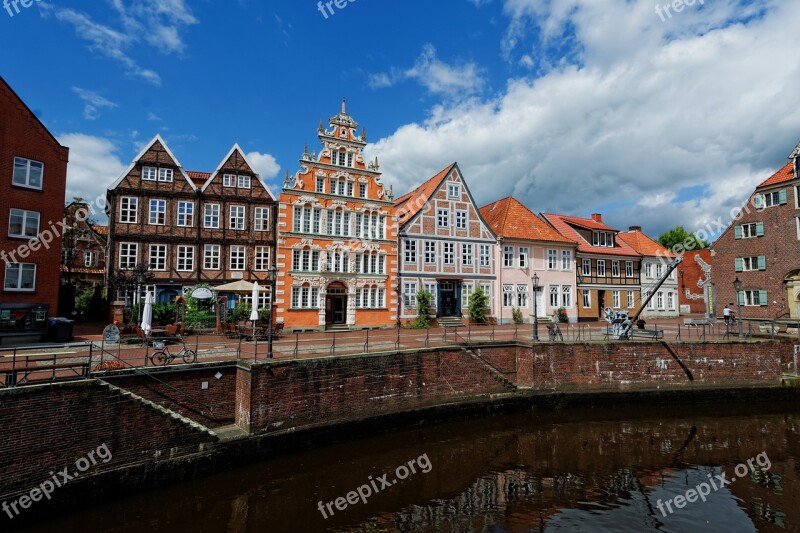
108, 134, 197, 191
200, 143, 277, 200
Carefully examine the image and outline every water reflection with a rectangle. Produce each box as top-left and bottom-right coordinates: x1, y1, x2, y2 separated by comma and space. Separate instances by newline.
22, 403, 800, 532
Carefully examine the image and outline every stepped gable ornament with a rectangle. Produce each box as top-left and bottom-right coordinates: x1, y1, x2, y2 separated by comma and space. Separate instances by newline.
790, 142, 800, 160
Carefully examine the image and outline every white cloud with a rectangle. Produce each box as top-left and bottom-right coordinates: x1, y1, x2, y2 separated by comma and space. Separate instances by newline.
72, 87, 118, 120
368, 0, 800, 239
246, 151, 281, 180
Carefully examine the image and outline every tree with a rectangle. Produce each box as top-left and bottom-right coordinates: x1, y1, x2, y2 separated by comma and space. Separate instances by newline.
657, 226, 709, 252
414, 290, 433, 329
468, 287, 489, 324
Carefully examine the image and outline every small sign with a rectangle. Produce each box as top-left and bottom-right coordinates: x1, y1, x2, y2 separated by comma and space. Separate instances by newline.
103, 324, 120, 344
191, 287, 214, 300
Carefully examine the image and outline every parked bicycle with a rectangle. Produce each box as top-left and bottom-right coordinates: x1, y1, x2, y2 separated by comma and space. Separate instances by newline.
547, 323, 564, 342
149, 341, 197, 366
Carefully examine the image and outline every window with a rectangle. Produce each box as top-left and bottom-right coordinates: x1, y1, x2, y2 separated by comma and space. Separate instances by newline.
292, 249, 320, 272
797, 217, 800, 240
561, 286, 572, 308
479, 244, 491, 267
656, 291, 664, 309
325, 251, 350, 273
204, 204, 220, 228
455, 211, 467, 229
357, 253, 385, 275
582, 258, 591, 276
83, 250, 99, 268
443, 243, 455, 265
762, 190, 787, 208
667, 292, 674, 310
645, 291, 653, 309
612, 261, 620, 277
229, 246, 246, 270
316, 178, 325, 193
404, 240, 417, 263
4, 263, 35, 291
519, 247, 529, 269
359, 183, 367, 198
346, 182, 354, 197
447, 183, 460, 198
119, 243, 138, 269
503, 284, 515, 307
293, 206, 320, 234
516, 285, 529, 308
425, 241, 436, 264
177, 201, 194, 227
462, 244, 473, 266
655, 264, 663, 278
120, 197, 138, 224
561, 250, 572, 270
149, 244, 167, 271
437, 209, 449, 228
461, 283, 471, 308
480, 283, 492, 307
158, 168, 173, 182
204, 244, 220, 270
547, 249, 558, 270
141, 166, 157, 181
403, 282, 418, 307
612, 291, 621, 308
254, 207, 270, 231
504, 246, 514, 268
737, 256, 766, 272
8, 209, 39, 238
626, 261, 634, 277
582, 290, 591, 308
597, 260, 606, 277
176, 246, 194, 271
229, 205, 246, 230
422, 282, 438, 309
740, 290, 768, 307
238, 175, 251, 189
12, 158, 44, 189
645, 263, 653, 277
627, 291, 635, 308
223, 174, 235, 187
356, 286, 385, 309
255, 246, 270, 271
550, 286, 560, 307
327, 209, 350, 237
736, 222, 764, 239
149, 199, 166, 225
292, 285, 320, 309
592, 231, 615, 247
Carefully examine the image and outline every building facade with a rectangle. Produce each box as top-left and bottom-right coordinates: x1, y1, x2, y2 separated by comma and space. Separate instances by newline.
395, 163, 496, 323
276, 102, 397, 331
677, 249, 714, 316
107, 136, 276, 307
480, 197, 577, 323
618, 227, 679, 319
0, 76, 69, 339
543, 214, 641, 322
712, 144, 800, 321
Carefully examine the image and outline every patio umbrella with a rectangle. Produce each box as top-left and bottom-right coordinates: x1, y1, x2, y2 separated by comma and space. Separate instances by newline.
250, 281, 260, 338
141, 292, 153, 336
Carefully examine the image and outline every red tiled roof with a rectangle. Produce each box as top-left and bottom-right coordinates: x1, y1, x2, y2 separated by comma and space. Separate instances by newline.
186, 170, 211, 187
480, 197, 573, 244
618, 230, 675, 258
60, 266, 104, 275
757, 161, 795, 189
394, 163, 456, 224
542, 213, 641, 257
90, 224, 108, 236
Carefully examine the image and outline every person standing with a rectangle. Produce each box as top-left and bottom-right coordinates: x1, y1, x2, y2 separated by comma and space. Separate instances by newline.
723, 304, 731, 326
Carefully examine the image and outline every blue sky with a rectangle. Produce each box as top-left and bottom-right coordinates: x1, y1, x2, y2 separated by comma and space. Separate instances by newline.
2, 0, 799, 238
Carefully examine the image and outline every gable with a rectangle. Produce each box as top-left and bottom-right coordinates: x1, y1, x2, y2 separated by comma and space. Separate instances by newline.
108, 135, 196, 192
201, 144, 276, 200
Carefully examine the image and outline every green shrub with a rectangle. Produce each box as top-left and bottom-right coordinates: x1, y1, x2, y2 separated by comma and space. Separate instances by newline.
469, 287, 489, 324
511, 307, 523, 325
556, 307, 568, 323
413, 290, 433, 329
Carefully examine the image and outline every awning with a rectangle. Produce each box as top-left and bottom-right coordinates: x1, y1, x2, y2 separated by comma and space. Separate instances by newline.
214, 280, 257, 292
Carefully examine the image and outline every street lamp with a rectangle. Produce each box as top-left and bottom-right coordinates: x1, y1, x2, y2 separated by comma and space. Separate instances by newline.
267, 265, 279, 360
733, 277, 743, 339
136, 269, 145, 323
532, 272, 540, 342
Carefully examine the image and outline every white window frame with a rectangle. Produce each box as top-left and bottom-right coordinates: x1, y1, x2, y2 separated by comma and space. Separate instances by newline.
229, 205, 246, 231
149, 244, 167, 271
561, 250, 572, 270
443, 243, 455, 265
627, 291, 635, 308
582, 258, 591, 276
503, 246, 514, 268
119, 197, 138, 224
404, 240, 417, 264
611, 260, 620, 278
13, 157, 44, 189
83, 250, 99, 268
596, 260, 606, 277
254, 207, 270, 231
177, 201, 194, 227
204, 244, 221, 270
158, 168, 173, 182
612, 290, 620, 308
8, 208, 40, 238
149, 199, 167, 225
141, 166, 157, 181
223, 174, 236, 187
549, 285, 560, 308
255, 246, 270, 271
176, 245, 194, 272
519, 247, 529, 269
447, 183, 460, 198
582, 289, 591, 308
4, 263, 36, 291
238, 175, 251, 189
437, 209, 449, 228
462, 243, 473, 266
204, 204, 220, 229
403, 282, 418, 307
561, 285, 572, 308
625, 261, 634, 277
455, 210, 467, 229
119, 242, 138, 270
424, 241, 436, 264
479, 244, 491, 268
547, 249, 558, 270
229, 245, 246, 271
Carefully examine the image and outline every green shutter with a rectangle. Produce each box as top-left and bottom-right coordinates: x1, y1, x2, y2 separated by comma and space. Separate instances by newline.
758, 256, 766, 270
779, 189, 788, 205
759, 290, 768, 306
735, 258, 743, 272
754, 195, 764, 209
734, 226, 742, 239
738, 291, 745, 306
756, 222, 765, 236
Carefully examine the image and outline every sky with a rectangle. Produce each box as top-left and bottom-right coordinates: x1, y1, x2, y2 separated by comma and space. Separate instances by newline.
2, 0, 799, 239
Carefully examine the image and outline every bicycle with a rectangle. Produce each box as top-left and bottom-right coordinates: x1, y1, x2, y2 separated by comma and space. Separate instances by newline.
547, 323, 564, 342
149, 340, 197, 366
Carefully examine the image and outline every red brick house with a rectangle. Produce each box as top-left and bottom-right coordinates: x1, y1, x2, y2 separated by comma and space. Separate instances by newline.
0, 76, 69, 341
712, 144, 800, 321
677, 249, 713, 316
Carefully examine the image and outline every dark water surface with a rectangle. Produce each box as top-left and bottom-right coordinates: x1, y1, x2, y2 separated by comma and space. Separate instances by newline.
22, 402, 800, 532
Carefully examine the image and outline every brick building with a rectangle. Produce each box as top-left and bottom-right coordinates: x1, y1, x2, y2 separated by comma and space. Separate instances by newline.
0, 76, 69, 340
677, 249, 713, 316
712, 144, 800, 321
480, 197, 577, 324
276, 101, 397, 331
542, 213, 641, 322
395, 163, 496, 324
618, 227, 679, 319
59, 201, 109, 316
107, 136, 276, 307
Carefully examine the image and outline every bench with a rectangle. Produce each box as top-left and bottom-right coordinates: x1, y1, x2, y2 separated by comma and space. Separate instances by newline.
630, 329, 664, 340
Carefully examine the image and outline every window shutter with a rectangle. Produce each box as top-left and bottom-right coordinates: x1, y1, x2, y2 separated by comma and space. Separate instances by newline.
779, 189, 788, 205
734, 258, 743, 272
759, 290, 768, 306
734, 226, 742, 239
753, 195, 764, 209
757, 256, 766, 270
738, 291, 745, 306
756, 222, 765, 236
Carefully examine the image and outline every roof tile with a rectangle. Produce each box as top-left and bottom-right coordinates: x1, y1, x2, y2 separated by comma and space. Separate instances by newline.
480, 197, 573, 244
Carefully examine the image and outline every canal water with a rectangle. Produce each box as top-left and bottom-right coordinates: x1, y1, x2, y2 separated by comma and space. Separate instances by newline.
23, 402, 799, 532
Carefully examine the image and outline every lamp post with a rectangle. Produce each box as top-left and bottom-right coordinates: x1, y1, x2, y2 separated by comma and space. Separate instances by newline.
733, 277, 743, 339
532, 272, 540, 342
136, 269, 145, 323
267, 265, 279, 360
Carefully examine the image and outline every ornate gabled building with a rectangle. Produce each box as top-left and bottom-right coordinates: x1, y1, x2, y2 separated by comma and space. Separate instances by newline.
394, 163, 497, 323
107, 136, 276, 306
276, 101, 397, 331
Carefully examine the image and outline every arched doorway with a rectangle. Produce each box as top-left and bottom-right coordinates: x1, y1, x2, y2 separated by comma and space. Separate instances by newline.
325, 282, 348, 326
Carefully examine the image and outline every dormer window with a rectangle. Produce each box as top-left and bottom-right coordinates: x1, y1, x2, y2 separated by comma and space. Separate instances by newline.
592, 231, 615, 247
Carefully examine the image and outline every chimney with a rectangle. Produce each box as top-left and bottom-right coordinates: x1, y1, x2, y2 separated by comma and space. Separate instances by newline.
591, 213, 603, 223
629, 226, 642, 232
